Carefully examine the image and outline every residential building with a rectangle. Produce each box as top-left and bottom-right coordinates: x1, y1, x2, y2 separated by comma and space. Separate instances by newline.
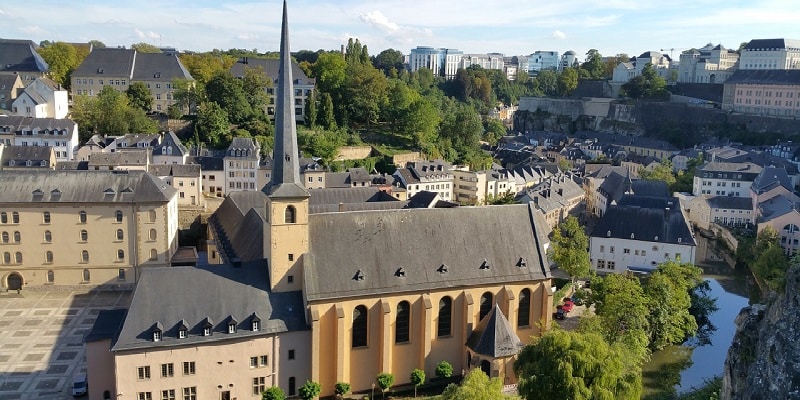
393, 159, 454, 201
593, 171, 669, 217
0, 75, 24, 111
0, 169, 178, 289
518, 174, 585, 228
459, 53, 506, 71
722, 69, 800, 118
0, 144, 56, 170
257, 157, 328, 191
408, 46, 463, 78
688, 195, 754, 230
0, 39, 48, 84
757, 195, 800, 255
452, 167, 516, 205
88, 150, 151, 171
678, 43, 739, 84
692, 162, 762, 197
738, 39, 800, 70
224, 137, 260, 193
0, 116, 79, 160
750, 167, 799, 209
149, 164, 203, 207
612, 51, 673, 83
229, 57, 314, 121
191, 156, 225, 197
86, 6, 554, 398
152, 131, 189, 165
70, 49, 194, 113
527, 51, 559, 72
11, 77, 68, 118
590, 196, 696, 273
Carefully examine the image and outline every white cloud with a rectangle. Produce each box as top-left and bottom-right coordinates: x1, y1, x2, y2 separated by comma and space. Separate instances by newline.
134, 28, 145, 38
551, 30, 566, 40
236, 33, 260, 41
359, 10, 399, 33
134, 28, 160, 40
19, 25, 46, 35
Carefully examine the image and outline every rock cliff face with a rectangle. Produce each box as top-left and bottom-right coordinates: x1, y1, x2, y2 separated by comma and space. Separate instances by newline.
722, 267, 800, 399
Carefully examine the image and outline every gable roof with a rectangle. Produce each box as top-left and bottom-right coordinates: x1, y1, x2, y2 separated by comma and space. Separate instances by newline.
0, 116, 77, 133
148, 164, 201, 178
89, 150, 150, 166
0, 39, 48, 73
72, 48, 135, 77
229, 58, 314, 84
111, 265, 307, 351
726, 70, 800, 85
466, 304, 524, 358
752, 167, 793, 194
131, 52, 193, 81
744, 39, 800, 51
85, 309, 127, 343
706, 196, 753, 210
0, 145, 54, 167
591, 196, 695, 245
0, 170, 175, 203
152, 131, 188, 157
304, 203, 551, 302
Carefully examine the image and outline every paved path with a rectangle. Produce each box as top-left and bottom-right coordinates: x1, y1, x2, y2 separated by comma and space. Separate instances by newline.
0, 290, 131, 400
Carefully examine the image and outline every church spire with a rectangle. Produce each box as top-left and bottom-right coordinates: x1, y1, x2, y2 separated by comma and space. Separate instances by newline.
265, 0, 308, 198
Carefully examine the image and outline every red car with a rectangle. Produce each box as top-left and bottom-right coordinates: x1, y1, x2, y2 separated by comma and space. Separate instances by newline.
561, 299, 575, 313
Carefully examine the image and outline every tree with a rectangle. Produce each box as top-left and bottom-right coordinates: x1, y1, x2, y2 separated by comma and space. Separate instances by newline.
441, 369, 505, 400
557, 67, 578, 96
644, 261, 704, 350
179, 53, 237, 84
195, 101, 230, 146
262, 386, 285, 400
485, 190, 516, 205
514, 329, 642, 400
580, 49, 605, 80
89, 40, 106, 49
333, 382, 351, 399
70, 86, 158, 137
172, 78, 202, 115
37, 41, 80, 87
318, 92, 337, 131
376, 372, 394, 399
241, 66, 272, 116
639, 159, 677, 188
344, 62, 388, 126
373, 49, 405, 75
436, 360, 454, 379
590, 273, 650, 366
410, 369, 426, 398
298, 380, 321, 400
621, 63, 669, 100
304, 90, 318, 128
131, 42, 161, 53
312, 52, 347, 94
534, 70, 558, 97
205, 71, 253, 124
752, 243, 789, 292
548, 216, 591, 287
482, 119, 507, 145
126, 82, 153, 112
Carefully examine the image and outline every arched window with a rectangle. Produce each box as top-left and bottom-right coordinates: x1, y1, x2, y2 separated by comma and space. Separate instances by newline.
150, 248, 158, 261
115, 210, 123, 223
2, 252, 9, 264
352, 305, 368, 348
437, 297, 452, 337
479, 292, 493, 321
80, 230, 88, 241
396, 301, 410, 343
1, 232, 7, 243
11, 212, 19, 224
45, 251, 53, 263
79, 210, 87, 223
149, 210, 157, 222
117, 249, 125, 261
47, 270, 54, 283
43, 211, 50, 224
81, 250, 89, 263
518, 288, 531, 327
149, 229, 157, 240
44, 230, 52, 243
0, 212, 6, 223
14, 252, 22, 263
83, 269, 90, 282
13, 231, 20, 243
116, 229, 124, 240
284, 206, 296, 224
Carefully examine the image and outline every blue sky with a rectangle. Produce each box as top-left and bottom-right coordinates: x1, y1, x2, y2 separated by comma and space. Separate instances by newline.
1, 0, 797, 59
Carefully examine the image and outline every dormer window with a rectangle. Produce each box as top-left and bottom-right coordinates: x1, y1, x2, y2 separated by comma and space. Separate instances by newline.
517, 257, 527, 268
153, 329, 162, 342
480, 259, 490, 270
178, 328, 187, 339
203, 327, 211, 336
228, 323, 236, 334
252, 320, 260, 332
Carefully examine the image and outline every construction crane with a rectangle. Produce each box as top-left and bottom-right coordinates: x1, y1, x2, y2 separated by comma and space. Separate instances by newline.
660, 48, 688, 59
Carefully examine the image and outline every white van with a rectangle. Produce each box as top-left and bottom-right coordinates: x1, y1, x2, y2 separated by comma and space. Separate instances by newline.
72, 373, 88, 397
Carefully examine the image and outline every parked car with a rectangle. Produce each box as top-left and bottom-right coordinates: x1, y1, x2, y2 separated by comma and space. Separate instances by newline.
553, 305, 566, 320
72, 373, 88, 397
561, 299, 575, 313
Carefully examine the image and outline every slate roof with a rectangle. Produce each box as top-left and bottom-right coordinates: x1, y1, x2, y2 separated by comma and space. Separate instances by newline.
131, 53, 192, 81
111, 264, 308, 351
0, 170, 176, 203
89, 150, 150, 166
72, 48, 135, 77
307, 187, 398, 207
466, 304, 523, 358
225, 137, 259, 160
523, 175, 584, 213
744, 39, 800, 51
229, 58, 315, 84
210, 192, 266, 262
631, 180, 670, 197
591, 197, 695, 245
55, 161, 89, 170
0, 75, 22, 92
304, 203, 551, 301
188, 156, 224, 172
152, 131, 188, 157
706, 196, 753, 210
323, 172, 351, 188
148, 164, 201, 178
0, 39, 48, 73
757, 195, 799, 223
725, 70, 800, 85
85, 309, 127, 343
697, 162, 762, 179
752, 167, 793, 194
1, 145, 54, 168
0, 116, 76, 133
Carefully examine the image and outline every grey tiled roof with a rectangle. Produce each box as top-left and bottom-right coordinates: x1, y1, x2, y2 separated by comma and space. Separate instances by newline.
131, 53, 192, 81
0, 39, 48, 73
466, 304, 523, 358
1, 145, 54, 167
89, 150, 150, 166
706, 196, 753, 210
210, 191, 268, 262
188, 156, 224, 172
726, 70, 800, 85
304, 203, 551, 301
307, 187, 398, 207
0, 75, 21, 91
225, 137, 259, 160
72, 48, 135, 77
148, 164, 201, 178
591, 196, 695, 245
85, 309, 127, 343
744, 39, 800, 50
111, 264, 308, 351
152, 131, 188, 157
752, 167, 794, 193
757, 195, 799, 223
228, 58, 314, 84
0, 116, 76, 132
0, 170, 176, 203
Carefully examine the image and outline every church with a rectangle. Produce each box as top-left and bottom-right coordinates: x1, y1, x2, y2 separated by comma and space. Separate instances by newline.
84, 3, 553, 399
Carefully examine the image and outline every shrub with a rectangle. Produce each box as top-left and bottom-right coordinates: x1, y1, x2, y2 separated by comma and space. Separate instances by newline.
262, 386, 285, 400
435, 361, 454, 378
334, 382, 351, 398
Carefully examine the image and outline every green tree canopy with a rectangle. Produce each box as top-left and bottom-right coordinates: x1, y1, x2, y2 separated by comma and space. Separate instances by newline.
205, 71, 253, 124
262, 386, 285, 400
483, 118, 507, 145
410, 369, 426, 397
126, 82, 153, 112
179, 53, 237, 84
622, 63, 669, 100
644, 261, 703, 350
312, 52, 347, 94
441, 369, 505, 400
195, 101, 230, 146
344, 62, 389, 126
333, 382, 350, 398
436, 361, 454, 378
639, 159, 677, 187
373, 48, 405, 75
549, 216, 591, 286
376, 372, 394, 399
298, 380, 321, 400
591, 273, 650, 365
37, 41, 81, 87
557, 67, 578, 96
514, 329, 642, 400
70, 86, 158, 139
580, 49, 605, 79
131, 42, 161, 53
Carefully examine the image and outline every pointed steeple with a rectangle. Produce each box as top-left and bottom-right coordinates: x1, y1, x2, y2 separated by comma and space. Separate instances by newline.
264, 0, 308, 198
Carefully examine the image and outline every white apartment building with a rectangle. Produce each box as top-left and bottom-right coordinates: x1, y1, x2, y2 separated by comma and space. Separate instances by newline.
528, 51, 560, 72
739, 39, 800, 70
678, 43, 740, 84
459, 53, 506, 71
11, 77, 68, 119
693, 162, 762, 197
452, 167, 515, 205
0, 116, 78, 161
224, 138, 260, 193
393, 160, 454, 200
408, 47, 463, 78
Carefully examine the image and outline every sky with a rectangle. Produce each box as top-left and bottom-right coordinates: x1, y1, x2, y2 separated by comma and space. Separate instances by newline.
1, 0, 798, 60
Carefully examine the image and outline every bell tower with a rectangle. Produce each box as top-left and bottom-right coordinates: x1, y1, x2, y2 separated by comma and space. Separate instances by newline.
263, 0, 309, 293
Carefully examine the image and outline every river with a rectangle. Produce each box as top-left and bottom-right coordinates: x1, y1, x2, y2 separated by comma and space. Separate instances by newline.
641, 261, 753, 397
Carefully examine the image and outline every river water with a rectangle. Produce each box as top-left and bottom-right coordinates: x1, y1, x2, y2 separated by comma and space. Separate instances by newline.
641, 261, 753, 397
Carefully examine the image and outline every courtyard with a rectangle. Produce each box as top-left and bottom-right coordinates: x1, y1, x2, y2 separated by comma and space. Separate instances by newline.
0, 289, 131, 400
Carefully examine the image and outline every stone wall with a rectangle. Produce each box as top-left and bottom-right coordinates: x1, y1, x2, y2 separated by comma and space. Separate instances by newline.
333, 146, 373, 161
391, 152, 423, 167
